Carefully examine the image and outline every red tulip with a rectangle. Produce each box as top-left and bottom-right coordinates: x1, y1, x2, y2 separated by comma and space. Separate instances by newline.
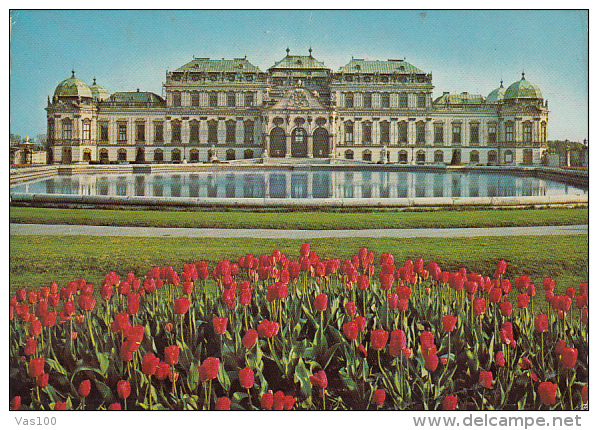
242, 329, 258, 349
108, 402, 121, 410
488, 287, 502, 303
496, 260, 507, 275
534, 314, 549, 333
538, 381, 557, 406
442, 315, 457, 332
518, 356, 533, 370
357, 274, 369, 290
24, 338, 37, 356
142, 353, 160, 376
273, 390, 285, 410
78, 379, 91, 397
203, 357, 220, 380
36, 373, 49, 388
54, 401, 67, 410
402, 347, 413, 359
11, 396, 21, 410
126, 293, 139, 315
554, 339, 566, 356
29, 319, 42, 337
309, 369, 328, 396
358, 344, 368, 357
443, 395, 458, 410
28, 357, 45, 378
283, 395, 296, 410
155, 362, 170, 380
212, 317, 228, 335
495, 351, 505, 367
370, 329, 389, 350
372, 389, 386, 406
257, 319, 279, 338
78, 293, 95, 311
239, 367, 255, 389
261, 391, 274, 410
389, 330, 406, 356
314, 294, 328, 311
420, 331, 435, 351
344, 301, 356, 316
100, 284, 113, 300
582, 385, 588, 404
300, 243, 310, 258
479, 370, 493, 389
164, 345, 180, 365
543, 278, 555, 291
517, 293, 530, 308
117, 380, 131, 399
561, 348, 578, 369
120, 341, 133, 362
473, 298, 486, 316
354, 315, 366, 333
174, 297, 191, 315
215, 396, 231, 410
499, 300, 513, 317
240, 288, 252, 306
343, 321, 359, 341
387, 293, 399, 310
424, 353, 439, 372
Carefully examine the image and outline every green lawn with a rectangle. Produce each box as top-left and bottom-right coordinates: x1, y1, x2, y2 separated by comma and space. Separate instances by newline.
9, 206, 588, 230
9, 234, 588, 297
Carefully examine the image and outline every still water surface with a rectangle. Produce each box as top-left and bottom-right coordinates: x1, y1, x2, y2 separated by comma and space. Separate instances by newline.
11, 169, 587, 199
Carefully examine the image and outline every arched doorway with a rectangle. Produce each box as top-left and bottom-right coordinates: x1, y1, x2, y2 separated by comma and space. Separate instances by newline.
269, 127, 286, 158
171, 149, 181, 163
291, 127, 308, 157
99, 148, 109, 164
135, 147, 145, 163
313, 128, 329, 158
62, 147, 72, 164
523, 149, 533, 165
189, 149, 199, 163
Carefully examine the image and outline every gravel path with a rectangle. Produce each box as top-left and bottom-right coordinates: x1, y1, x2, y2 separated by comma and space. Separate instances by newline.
9, 223, 588, 239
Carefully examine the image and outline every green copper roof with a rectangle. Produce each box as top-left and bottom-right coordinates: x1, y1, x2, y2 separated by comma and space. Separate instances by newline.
269, 50, 330, 71
53, 70, 92, 98
486, 81, 506, 104
109, 91, 165, 104
89, 77, 111, 101
175, 57, 261, 73
433, 92, 485, 105
504, 73, 543, 101
338, 59, 424, 74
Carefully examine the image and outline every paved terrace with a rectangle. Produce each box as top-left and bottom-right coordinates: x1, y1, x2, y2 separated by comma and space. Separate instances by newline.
9, 224, 588, 239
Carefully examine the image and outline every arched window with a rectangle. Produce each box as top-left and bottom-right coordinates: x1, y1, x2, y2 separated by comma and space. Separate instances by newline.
434, 123, 444, 144
398, 150, 408, 163
171, 120, 181, 143
189, 149, 200, 163
504, 150, 514, 164
380, 121, 390, 144
345, 149, 354, 160
171, 148, 181, 163
269, 127, 286, 158
416, 121, 426, 144
244, 149, 254, 159
416, 150, 426, 164
226, 148, 236, 160
153, 148, 163, 162
225, 120, 236, 144
362, 150, 372, 162
99, 148, 109, 163
362, 121, 372, 144
82, 120, 91, 141
505, 121, 514, 143
208, 120, 218, 144
523, 121, 532, 143
117, 148, 127, 162
398, 121, 408, 144
434, 150, 444, 164
82, 149, 92, 162
469, 150, 480, 164
344, 121, 354, 144
244, 120, 254, 144
189, 120, 199, 143
62, 118, 72, 141
487, 150, 497, 165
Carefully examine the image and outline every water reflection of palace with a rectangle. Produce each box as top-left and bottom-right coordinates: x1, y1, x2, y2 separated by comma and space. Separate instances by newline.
22, 171, 582, 200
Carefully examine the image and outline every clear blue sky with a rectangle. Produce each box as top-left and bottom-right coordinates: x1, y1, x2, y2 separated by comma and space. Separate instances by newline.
9, 9, 589, 142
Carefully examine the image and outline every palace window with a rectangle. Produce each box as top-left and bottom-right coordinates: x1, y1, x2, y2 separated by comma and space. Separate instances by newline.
62, 119, 72, 140
209, 91, 218, 107
191, 91, 200, 107
417, 93, 426, 108
362, 121, 372, 144
244, 120, 254, 144
136, 122, 145, 142
226, 120, 236, 144
190, 121, 199, 143
345, 93, 354, 108
469, 123, 479, 144
171, 120, 181, 143
363, 93, 372, 108
48, 118, 55, 141
488, 123, 497, 144
82, 120, 91, 141
399, 93, 408, 109
227, 91, 236, 107
505, 122, 514, 143
523, 122, 532, 143
153, 148, 163, 162
172, 91, 181, 107
244, 92, 254, 107
381, 93, 390, 109
344, 121, 354, 143
380, 121, 390, 144
154, 122, 164, 143
434, 123, 444, 144
99, 122, 108, 141
398, 121, 408, 144
208, 120, 218, 144
118, 123, 127, 142
416, 121, 426, 144
452, 123, 462, 144
470, 150, 480, 164
117, 148, 127, 161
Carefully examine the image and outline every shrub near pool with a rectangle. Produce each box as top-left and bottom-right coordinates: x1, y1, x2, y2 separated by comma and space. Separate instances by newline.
9, 244, 588, 410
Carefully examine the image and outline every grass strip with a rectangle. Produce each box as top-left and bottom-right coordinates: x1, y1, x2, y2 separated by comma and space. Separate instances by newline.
10, 206, 588, 230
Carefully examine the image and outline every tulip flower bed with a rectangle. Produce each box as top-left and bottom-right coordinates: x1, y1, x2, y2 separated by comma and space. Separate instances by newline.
10, 244, 588, 411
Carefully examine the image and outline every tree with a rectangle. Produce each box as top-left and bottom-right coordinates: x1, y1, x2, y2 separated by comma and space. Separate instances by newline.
9, 133, 22, 145
36, 134, 47, 144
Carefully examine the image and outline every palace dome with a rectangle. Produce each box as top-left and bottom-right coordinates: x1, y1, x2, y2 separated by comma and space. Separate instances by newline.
53, 70, 92, 99
89, 77, 111, 101
503, 73, 543, 101
486, 81, 506, 104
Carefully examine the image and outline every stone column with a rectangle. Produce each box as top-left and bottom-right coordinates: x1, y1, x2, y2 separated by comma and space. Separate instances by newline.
307, 134, 313, 158
285, 133, 292, 158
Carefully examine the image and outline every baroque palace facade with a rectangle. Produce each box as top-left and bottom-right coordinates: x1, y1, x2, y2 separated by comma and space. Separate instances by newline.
46, 49, 549, 165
